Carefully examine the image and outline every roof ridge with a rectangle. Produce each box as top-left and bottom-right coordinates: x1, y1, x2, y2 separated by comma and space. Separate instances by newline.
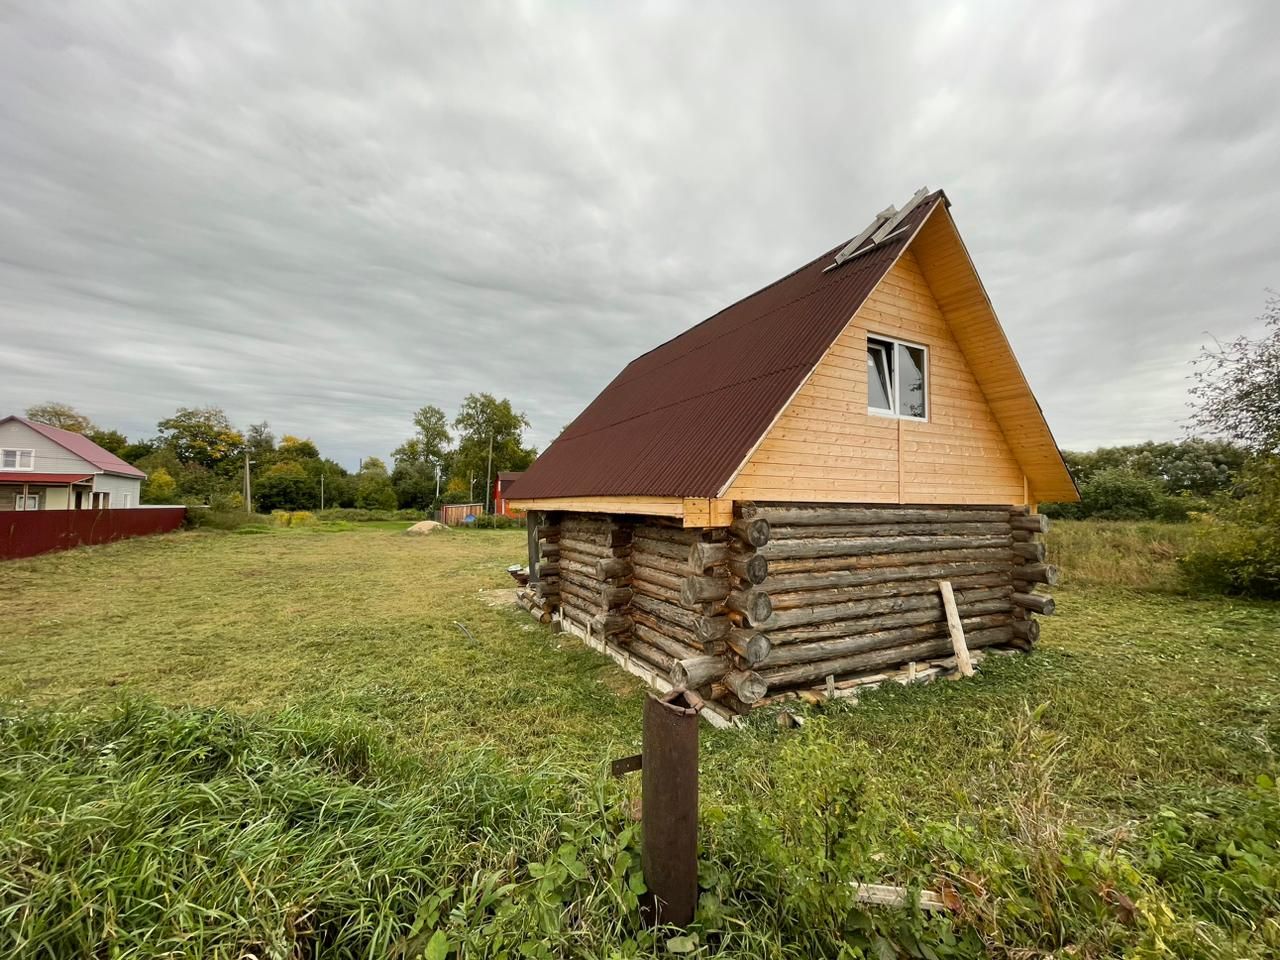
613, 193, 945, 389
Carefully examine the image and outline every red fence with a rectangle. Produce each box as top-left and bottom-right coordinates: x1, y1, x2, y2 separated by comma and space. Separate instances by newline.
0, 507, 187, 560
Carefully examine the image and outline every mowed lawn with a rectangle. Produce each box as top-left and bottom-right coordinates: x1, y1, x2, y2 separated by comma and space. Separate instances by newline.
1, 526, 643, 760
3, 522, 1279, 957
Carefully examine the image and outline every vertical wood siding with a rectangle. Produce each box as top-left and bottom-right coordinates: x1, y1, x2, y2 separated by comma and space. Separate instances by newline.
724, 250, 1026, 505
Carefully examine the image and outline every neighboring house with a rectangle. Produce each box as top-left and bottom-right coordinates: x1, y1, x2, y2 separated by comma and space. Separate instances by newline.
493, 471, 525, 518
507, 187, 1078, 724
0, 415, 146, 511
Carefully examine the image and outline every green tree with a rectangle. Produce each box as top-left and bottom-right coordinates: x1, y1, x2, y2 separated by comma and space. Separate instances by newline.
141, 467, 178, 504
245, 422, 276, 467
1189, 293, 1280, 455
278, 435, 321, 461
86, 428, 129, 458
450, 394, 536, 507
392, 405, 451, 509
355, 458, 397, 510
157, 407, 245, 469
25, 402, 94, 433
391, 460, 437, 509
255, 461, 316, 512
1061, 440, 1247, 498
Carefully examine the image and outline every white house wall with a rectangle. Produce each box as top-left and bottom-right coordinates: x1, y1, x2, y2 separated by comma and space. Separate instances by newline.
0, 420, 98, 474
92, 472, 142, 507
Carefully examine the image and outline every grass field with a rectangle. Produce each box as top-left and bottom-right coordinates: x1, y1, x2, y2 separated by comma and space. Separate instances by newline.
2, 521, 1278, 958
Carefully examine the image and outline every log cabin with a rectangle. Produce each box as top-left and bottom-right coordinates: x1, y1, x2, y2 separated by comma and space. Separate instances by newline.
508, 188, 1078, 726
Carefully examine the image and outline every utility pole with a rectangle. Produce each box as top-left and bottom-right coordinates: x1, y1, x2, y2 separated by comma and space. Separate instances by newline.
484, 431, 494, 516
434, 460, 441, 500
320, 470, 325, 511
243, 451, 252, 515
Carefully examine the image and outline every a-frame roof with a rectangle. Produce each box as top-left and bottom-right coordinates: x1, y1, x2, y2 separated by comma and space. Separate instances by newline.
1, 415, 146, 478
509, 190, 1076, 504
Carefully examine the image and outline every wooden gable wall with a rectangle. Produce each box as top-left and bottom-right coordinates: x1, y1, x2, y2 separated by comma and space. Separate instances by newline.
721, 248, 1028, 506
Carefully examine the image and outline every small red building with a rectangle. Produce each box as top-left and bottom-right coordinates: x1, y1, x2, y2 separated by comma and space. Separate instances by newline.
493, 471, 525, 518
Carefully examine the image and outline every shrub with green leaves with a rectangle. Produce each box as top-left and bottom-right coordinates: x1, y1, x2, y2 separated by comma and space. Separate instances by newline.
1181, 458, 1280, 598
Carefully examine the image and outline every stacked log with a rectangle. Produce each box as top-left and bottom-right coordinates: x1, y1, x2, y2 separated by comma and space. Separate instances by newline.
742, 502, 1019, 699
1009, 508, 1055, 647
516, 585, 555, 623
521, 501, 1049, 716
628, 520, 769, 709
556, 515, 632, 637
528, 516, 562, 615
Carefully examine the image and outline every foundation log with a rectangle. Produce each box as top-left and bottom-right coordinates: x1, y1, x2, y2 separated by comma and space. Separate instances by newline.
688, 541, 732, 571
1010, 514, 1050, 534
1014, 563, 1059, 586
1013, 592, 1055, 615
754, 505, 1010, 526
729, 517, 771, 548
591, 612, 632, 638
768, 521, 1011, 539
723, 670, 768, 704
760, 535, 1011, 561
1011, 542, 1046, 562
596, 557, 633, 579
725, 628, 771, 664
680, 575, 734, 606
695, 615, 733, 644
670, 655, 731, 689
763, 608, 1011, 647
1011, 618, 1041, 644
763, 560, 1011, 593
760, 626, 1014, 687
724, 589, 773, 626
765, 547, 1013, 575
727, 553, 769, 585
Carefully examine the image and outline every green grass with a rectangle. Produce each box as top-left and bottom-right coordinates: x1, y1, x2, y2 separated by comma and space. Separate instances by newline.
2, 523, 1278, 958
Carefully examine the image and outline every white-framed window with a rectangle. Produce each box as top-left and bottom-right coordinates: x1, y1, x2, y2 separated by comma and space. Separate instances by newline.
1, 448, 35, 470
867, 334, 928, 421
118, 493, 132, 508
15, 494, 39, 510
92, 491, 110, 509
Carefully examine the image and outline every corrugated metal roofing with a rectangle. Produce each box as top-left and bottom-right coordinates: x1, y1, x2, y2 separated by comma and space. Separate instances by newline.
508, 192, 947, 500
2, 416, 147, 478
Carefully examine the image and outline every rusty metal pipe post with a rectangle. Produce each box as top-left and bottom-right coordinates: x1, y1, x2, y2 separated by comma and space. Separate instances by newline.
641, 690, 700, 927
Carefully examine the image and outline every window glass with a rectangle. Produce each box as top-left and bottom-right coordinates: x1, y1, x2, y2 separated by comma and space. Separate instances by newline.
897, 343, 927, 418
867, 340, 893, 411
2, 450, 15, 469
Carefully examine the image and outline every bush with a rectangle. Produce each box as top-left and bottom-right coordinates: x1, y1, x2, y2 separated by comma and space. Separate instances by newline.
1043, 468, 1203, 522
271, 510, 318, 527
185, 509, 272, 531
1181, 458, 1280, 598
468, 514, 526, 529
314, 508, 428, 523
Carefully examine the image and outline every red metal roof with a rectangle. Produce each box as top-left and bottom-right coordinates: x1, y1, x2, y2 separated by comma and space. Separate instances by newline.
0, 472, 94, 484
508, 192, 946, 500
1, 416, 146, 478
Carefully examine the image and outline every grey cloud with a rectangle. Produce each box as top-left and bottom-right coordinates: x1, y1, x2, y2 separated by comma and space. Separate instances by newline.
1, 0, 1277, 466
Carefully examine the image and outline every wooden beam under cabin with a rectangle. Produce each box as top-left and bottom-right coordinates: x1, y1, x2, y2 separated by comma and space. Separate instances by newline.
507, 496, 735, 528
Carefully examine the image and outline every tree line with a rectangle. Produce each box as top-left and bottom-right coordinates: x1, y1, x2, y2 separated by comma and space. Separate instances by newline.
21, 394, 537, 514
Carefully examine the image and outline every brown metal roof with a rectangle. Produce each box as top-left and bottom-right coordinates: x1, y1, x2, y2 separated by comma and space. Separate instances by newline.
508, 192, 947, 500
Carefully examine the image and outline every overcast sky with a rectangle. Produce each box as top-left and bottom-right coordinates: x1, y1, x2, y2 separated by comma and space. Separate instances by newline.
1, 1, 1276, 468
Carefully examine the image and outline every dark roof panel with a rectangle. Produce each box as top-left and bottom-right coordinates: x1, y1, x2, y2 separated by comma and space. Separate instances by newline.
508, 193, 945, 500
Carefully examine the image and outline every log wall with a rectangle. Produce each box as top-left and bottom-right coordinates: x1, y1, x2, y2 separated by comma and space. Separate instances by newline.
518, 502, 1055, 714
